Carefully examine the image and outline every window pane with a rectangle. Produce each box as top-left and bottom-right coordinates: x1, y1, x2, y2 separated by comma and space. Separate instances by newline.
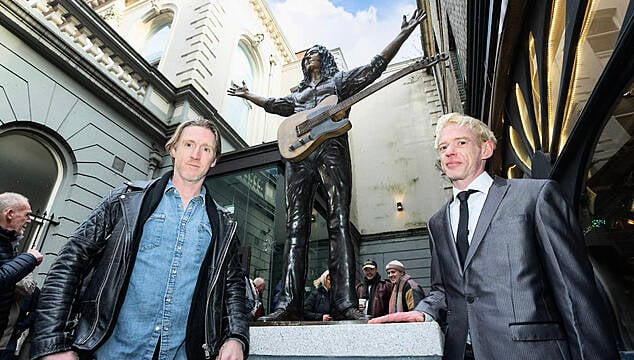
582, 88, 634, 348
205, 163, 330, 313
225, 45, 255, 139
143, 22, 171, 64
205, 165, 282, 313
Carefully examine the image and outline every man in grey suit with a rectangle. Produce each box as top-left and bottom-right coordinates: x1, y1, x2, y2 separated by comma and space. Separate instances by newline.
369, 113, 618, 359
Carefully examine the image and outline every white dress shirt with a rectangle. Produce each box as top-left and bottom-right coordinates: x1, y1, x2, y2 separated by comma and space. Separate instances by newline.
449, 172, 494, 244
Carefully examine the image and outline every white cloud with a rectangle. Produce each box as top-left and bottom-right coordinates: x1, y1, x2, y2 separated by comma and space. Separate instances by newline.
268, 0, 422, 68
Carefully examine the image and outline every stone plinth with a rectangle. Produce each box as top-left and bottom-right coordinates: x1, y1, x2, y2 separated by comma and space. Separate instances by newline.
249, 321, 444, 359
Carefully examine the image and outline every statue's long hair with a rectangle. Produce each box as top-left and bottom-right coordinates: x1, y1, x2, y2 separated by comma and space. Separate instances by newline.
297, 45, 339, 90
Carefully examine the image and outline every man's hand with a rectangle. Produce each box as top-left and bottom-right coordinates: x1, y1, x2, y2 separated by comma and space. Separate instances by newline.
322, 314, 332, 321
227, 81, 250, 98
368, 310, 425, 324
42, 351, 79, 360
27, 248, 43, 265
216, 339, 243, 360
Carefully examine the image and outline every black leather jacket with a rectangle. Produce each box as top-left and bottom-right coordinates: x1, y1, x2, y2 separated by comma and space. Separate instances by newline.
31, 172, 249, 359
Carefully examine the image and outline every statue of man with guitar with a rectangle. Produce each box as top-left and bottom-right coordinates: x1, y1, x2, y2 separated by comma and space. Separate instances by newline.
227, 9, 430, 322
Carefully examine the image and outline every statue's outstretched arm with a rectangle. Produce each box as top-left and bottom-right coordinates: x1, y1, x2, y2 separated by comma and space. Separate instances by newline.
379, 9, 426, 64
227, 80, 268, 108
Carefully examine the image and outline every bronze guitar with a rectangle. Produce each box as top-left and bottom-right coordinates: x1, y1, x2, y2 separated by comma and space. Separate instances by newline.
277, 53, 448, 161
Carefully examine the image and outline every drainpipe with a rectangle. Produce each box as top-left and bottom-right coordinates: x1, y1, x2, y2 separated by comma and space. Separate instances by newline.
417, 0, 447, 113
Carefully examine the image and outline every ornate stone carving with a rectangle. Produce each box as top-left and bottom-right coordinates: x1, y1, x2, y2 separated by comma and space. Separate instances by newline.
29, 0, 147, 97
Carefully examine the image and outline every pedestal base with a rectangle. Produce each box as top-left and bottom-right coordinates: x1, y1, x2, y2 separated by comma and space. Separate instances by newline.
249, 321, 444, 359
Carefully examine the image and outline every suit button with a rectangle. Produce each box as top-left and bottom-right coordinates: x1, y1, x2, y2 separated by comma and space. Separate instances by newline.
466, 296, 475, 303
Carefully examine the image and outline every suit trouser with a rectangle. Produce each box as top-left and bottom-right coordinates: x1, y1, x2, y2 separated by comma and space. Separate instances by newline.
275, 136, 357, 316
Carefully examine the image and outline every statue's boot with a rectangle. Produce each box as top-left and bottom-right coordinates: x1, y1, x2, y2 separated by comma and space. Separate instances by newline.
334, 307, 369, 321
258, 308, 302, 322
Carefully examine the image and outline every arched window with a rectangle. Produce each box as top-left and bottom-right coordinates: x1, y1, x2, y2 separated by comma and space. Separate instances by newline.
142, 19, 172, 66
225, 42, 256, 139
0, 130, 63, 251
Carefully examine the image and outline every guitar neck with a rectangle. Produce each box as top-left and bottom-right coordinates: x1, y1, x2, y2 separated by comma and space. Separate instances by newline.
333, 63, 423, 114
298, 54, 446, 134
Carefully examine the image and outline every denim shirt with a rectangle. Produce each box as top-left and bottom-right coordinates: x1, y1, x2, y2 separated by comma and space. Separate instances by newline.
95, 180, 212, 360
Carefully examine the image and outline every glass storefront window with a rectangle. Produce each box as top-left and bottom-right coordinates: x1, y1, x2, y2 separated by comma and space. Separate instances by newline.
582, 87, 634, 349
559, 0, 626, 153
205, 163, 330, 313
506, 0, 630, 178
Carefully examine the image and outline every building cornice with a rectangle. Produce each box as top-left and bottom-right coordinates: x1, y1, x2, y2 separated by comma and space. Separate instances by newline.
0, 0, 167, 139
248, 0, 294, 64
2, 0, 247, 150
29, 0, 176, 97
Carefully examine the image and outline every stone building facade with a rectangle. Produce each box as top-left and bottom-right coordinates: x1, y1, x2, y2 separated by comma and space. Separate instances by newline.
1, 0, 450, 303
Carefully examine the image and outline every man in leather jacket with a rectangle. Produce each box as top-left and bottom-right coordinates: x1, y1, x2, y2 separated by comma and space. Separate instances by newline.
356, 259, 391, 318
31, 119, 248, 360
227, 10, 425, 322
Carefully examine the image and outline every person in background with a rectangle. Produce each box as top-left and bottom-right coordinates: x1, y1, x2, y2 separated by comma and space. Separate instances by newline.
252, 277, 266, 319
244, 276, 261, 322
303, 270, 331, 322
385, 260, 424, 313
0, 193, 43, 357
2, 285, 40, 359
356, 259, 391, 318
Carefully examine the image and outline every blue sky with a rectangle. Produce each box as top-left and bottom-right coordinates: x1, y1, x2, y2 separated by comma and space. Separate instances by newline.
329, 0, 393, 15
266, 0, 422, 68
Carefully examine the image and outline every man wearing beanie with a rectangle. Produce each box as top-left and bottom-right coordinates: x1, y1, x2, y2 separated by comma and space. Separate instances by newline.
356, 259, 392, 318
385, 260, 425, 313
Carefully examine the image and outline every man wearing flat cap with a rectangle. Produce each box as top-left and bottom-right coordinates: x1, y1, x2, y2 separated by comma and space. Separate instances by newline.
356, 260, 392, 318
385, 260, 425, 313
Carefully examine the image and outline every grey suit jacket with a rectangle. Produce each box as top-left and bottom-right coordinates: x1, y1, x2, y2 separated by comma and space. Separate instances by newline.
416, 176, 618, 360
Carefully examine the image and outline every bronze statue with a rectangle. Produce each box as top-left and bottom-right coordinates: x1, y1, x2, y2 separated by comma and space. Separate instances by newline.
227, 10, 425, 321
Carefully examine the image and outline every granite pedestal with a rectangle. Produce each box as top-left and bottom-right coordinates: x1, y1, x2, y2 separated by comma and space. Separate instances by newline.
249, 321, 444, 359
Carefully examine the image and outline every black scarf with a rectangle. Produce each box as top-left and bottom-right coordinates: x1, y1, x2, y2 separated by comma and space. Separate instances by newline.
0, 226, 18, 255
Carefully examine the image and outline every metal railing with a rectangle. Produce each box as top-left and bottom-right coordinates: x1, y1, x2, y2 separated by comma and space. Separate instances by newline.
22, 210, 60, 253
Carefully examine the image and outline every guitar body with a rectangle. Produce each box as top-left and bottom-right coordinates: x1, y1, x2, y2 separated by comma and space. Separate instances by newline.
277, 95, 351, 162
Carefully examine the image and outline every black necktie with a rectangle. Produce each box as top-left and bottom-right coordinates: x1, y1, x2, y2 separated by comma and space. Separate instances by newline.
456, 190, 477, 268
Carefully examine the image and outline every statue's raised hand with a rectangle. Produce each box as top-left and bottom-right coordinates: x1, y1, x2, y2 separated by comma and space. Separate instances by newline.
227, 80, 250, 98
400, 8, 426, 32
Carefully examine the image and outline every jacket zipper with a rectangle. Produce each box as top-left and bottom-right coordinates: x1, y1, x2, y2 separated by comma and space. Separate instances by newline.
78, 228, 125, 345
202, 219, 237, 359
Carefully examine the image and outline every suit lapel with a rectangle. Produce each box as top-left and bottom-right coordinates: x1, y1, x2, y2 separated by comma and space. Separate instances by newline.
464, 176, 509, 270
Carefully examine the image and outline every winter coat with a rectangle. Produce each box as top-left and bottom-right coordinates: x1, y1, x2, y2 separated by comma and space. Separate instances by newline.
303, 286, 331, 321
0, 226, 37, 336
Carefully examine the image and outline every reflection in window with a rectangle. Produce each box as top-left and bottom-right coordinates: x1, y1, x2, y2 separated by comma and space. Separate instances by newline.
143, 21, 172, 66
505, 1, 628, 178
205, 164, 330, 313
547, 0, 566, 144
560, 1, 625, 153
582, 88, 634, 348
225, 43, 255, 139
205, 165, 282, 313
